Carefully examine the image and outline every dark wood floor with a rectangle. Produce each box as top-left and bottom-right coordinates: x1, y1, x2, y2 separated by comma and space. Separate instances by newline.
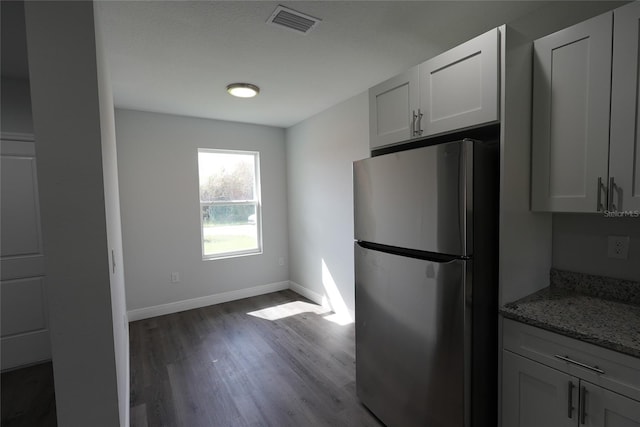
130, 290, 382, 427
1, 361, 57, 427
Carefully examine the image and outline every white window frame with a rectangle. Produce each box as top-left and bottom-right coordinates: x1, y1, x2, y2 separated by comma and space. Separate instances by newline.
197, 148, 262, 260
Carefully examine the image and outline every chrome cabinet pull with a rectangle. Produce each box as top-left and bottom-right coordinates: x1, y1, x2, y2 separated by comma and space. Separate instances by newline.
568, 381, 575, 418
597, 177, 606, 212
555, 354, 605, 374
609, 177, 617, 211
580, 386, 587, 425
411, 110, 417, 137
416, 108, 423, 136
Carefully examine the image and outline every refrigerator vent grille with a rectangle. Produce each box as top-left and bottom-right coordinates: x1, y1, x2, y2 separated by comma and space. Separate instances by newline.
267, 5, 321, 34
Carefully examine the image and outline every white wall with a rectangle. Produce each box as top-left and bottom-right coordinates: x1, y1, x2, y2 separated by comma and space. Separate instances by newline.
553, 215, 640, 281
286, 92, 369, 320
95, 9, 130, 427
1, 77, 33, 134
498, 0, 628, 304
25, 1, 124, 425
115, 109, 289, 315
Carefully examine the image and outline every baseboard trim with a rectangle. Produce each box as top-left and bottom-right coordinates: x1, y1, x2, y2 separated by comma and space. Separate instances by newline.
287, 281, 328, 308
127, 281, 290, 322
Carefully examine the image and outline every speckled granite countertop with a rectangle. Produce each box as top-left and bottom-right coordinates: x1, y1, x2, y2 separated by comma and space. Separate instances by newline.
500, 269, 640, 358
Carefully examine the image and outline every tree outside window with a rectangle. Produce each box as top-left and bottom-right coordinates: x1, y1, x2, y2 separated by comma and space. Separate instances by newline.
198, 149, 262, 259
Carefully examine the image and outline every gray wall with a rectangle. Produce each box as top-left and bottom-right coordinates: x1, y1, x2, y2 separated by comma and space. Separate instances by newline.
1, 77, 33, 134
553, 215, 640, 281
25, 1, 125, 425
286, 92, 369, 319
497, 1, 628, 304
285, 1, 631, 315
115, 109, 289, 313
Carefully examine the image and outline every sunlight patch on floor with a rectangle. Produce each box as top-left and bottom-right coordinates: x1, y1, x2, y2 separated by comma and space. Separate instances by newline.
323, 312, 353, 326
321, 259, 354, 325
247, 300, 330, 321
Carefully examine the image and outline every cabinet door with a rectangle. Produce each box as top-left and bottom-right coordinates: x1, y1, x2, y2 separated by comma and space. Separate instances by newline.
583, 382, 640, 427
369, 66, 419, 150
419, 28, 499, 137
503, 350, 578, 427
531, 13, 612, 212
610, 2, 640, 212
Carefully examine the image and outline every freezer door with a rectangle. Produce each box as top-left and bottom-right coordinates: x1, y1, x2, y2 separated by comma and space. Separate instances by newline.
355, 243, 469, 427
354, 140, 472, 256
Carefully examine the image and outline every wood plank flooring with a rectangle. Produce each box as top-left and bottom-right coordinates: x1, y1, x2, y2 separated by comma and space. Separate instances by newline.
1, 361, 57, 427
129, 290, 382, 427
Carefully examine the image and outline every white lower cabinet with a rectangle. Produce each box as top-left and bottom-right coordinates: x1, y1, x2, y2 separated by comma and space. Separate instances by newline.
585, 382, 640, 427
503, 350, 577, 427
502, 319, 640, 427
503, 350, 640, 427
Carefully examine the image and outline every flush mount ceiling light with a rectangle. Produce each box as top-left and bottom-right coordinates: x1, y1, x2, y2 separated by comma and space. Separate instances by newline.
226, 83, 260, 98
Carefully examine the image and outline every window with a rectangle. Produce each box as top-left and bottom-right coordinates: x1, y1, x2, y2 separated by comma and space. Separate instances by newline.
198, 149, 262, 259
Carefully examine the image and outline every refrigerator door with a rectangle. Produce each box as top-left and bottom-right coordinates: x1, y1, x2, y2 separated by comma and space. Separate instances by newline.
354, 140, 472, 256
355, 243, 469, 427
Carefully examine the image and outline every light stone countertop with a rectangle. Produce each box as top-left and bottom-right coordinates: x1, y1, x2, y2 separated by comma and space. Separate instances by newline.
500, 269, 640, 358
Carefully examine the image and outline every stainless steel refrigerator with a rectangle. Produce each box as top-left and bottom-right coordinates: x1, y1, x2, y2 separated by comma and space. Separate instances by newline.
353, 139, 498, 427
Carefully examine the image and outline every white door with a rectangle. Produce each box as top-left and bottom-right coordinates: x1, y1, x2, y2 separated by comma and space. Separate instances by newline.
610, 1, 640, 212
419, 28, 499, 137
531, 12, 613, 212
582, 382, 640, 427
1, 133, 50, 370
502, 350, 578, 427
368, 66, 420, 150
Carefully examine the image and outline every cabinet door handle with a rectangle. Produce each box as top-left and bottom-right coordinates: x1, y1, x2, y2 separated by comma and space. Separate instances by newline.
411, 110, 417, 136
580, 385, 587, 425
416, 108, 423, 136
554, 354, 605, 374
609, 177, 617, 211
568, 381, 575, 419
597, 177, 606, 212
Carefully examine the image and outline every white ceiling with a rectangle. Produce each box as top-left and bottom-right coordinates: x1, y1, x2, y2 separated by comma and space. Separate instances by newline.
94, 1, 558, 128
5, 1, 559, 128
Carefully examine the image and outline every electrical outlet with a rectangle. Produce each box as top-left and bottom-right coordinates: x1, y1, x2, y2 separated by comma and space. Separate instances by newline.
171, 272, 180, 283
278, 257, 285, 266
607, 236, 630, 259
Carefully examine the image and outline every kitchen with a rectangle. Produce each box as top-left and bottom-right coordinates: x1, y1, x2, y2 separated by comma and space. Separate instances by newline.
1, 1, 639, 426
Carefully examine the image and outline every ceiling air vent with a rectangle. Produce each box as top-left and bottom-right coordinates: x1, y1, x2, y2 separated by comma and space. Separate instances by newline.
267, 5, 321, 35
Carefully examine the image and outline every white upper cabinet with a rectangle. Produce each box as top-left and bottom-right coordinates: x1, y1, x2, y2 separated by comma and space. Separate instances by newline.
420, 28, 499, 137
369, 66, 420, 150
531, 12, 613, 213
533, 3, 640, 214
610, 1, 640, 212
369, 28, 500, 150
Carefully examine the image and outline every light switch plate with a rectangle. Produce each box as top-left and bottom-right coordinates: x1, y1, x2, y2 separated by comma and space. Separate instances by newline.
607, 236, 630, 259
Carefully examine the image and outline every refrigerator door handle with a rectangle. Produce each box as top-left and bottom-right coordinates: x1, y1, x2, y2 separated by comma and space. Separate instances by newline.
356, 240, 463, 263
459, 139, 474, 255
